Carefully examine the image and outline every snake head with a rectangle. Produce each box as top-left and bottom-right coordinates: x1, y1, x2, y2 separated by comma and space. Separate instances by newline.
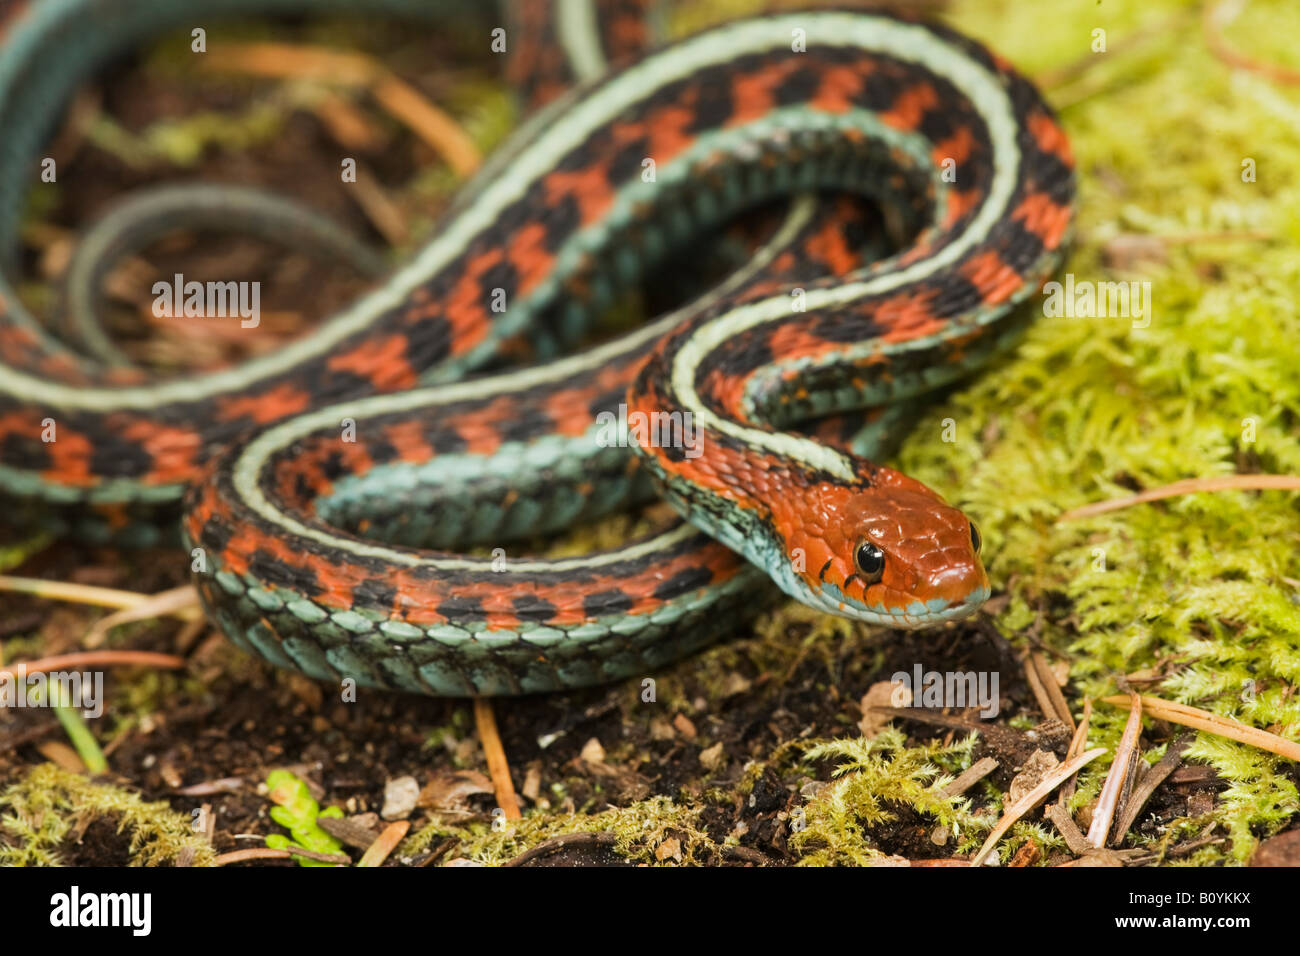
770, 467, 990, 627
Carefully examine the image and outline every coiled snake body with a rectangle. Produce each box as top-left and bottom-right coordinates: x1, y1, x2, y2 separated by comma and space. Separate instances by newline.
0, 0, 1074, 694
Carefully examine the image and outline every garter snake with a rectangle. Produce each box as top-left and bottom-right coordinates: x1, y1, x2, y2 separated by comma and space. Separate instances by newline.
0, 0, 1074, 695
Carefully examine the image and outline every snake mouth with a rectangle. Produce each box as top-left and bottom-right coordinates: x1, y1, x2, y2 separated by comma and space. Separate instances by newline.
809, 581, 993, 629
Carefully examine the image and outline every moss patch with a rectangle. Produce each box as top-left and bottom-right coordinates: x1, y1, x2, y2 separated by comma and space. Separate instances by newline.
0, 763, 217, 866
890, 0, 1300, 861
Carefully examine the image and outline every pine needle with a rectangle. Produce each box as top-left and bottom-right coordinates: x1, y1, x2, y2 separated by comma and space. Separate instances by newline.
1101, 695, 1300, 762
970, 747, 1107, 866
1059, 475, 1300, 521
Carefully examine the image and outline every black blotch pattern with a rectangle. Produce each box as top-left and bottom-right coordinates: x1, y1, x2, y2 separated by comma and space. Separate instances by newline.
806, 308, 885, 344
607, 135, 652, 186
320, 449, 348, 482
438, 595, 485, 622
499, 407, 556, 444
997, 218, 1049, 273
479, 259, 520, 308
583, 588, 635, 618
588, 385, 628, 421
927, 272, 986, 319
860, 66, 908, 113
773, 65, 823, 108
0, 432, 49, 470
425, 424, 468, 456
361, 433, 399, 467
688, 80, 736, 133
399, 316, 454, 370
554, 133, 601, 173
197, 515, 232, 557
358, 577, 398, 613
250, 548, 317, 598
89, 436, 153, 481
1025, 149, 1075, 205
541, 192, 583, 251
658, 443, 689, 464
291, 471, 317, 508
652, 566, 714, 601
917, 106, 959, 148
513, 593, 558, 622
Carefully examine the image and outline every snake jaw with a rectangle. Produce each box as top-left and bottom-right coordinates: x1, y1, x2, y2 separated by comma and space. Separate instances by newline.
795, 562, 991, 628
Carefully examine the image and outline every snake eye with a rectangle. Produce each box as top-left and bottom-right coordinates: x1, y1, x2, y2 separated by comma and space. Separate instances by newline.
969, 522, 982, 555
855, 541, 886, 582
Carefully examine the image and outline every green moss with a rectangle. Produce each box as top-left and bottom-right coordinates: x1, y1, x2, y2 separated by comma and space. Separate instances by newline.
789, 729, 991, 865
884, 0, 1300, 860
0, 763, 216, 866
401, 794, 713, 866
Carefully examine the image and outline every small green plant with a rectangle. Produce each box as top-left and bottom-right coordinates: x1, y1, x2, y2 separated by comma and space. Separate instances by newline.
264, 770, 346, 867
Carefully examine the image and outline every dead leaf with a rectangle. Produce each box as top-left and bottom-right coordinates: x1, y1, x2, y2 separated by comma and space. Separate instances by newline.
417, 770, 494, 812
1009, 841, 1041, 867
285, 674, 324, 711
719, 673, 752, 698
521, 764, 542, 802
1056, 848, 1136, 867
655, 836, 682, 862
1007, 749, 1060, 805
1251, 829, 1300, 867
859, 679, 910, 739
699, 742, 725, 770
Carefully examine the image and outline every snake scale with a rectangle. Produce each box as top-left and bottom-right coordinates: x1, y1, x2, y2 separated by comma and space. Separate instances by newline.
0, 0, 1074, 695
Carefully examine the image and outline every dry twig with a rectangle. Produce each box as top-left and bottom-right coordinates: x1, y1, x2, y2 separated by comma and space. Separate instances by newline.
474, 698, 521, 820
357, 820, 410, 867
941, 756, 998, 798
